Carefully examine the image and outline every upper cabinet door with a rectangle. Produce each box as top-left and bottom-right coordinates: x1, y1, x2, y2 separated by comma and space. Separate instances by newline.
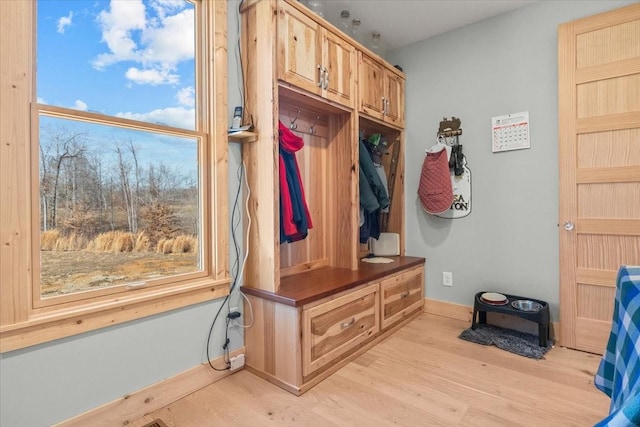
323, 31, 356, 108
359, 53, 385, 120
359, 52, 405, 128
277, 3, 355, 108
277, 4, 322, 96
384, 71, 405, 128
276, 2, 402, 116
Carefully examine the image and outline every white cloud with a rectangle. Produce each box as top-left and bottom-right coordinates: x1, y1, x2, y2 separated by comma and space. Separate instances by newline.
73, 100, 88, 111
149, 0, 186, 19
57, 12, 73, 34
141, 8, 194, 66
37, 97, 47, 105
125, 67, 179, 85
117, 106, 194, 130
92, 0, 194, 87
176, 86, 194, 107
92, 0, 146, 70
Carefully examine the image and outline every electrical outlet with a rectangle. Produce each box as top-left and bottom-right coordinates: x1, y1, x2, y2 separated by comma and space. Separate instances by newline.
229, 354, 245, 370
442, 272, 453, 287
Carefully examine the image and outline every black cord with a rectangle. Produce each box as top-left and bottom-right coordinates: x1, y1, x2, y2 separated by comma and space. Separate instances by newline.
226, 156, 244, 309
205, 0, 249, 374
224, 316, 231, 364
206, 294, 230, 371
205, 161, 245, 372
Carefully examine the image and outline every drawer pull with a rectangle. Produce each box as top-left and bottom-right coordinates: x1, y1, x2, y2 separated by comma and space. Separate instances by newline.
400, 291, 410, 299
340, 318, 356, 329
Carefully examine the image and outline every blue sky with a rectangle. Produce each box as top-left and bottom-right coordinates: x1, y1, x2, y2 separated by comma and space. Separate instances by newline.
37, 0, 196, 130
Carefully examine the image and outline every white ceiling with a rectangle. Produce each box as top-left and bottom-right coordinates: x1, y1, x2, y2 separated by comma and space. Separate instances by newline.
319, 0, 537, 53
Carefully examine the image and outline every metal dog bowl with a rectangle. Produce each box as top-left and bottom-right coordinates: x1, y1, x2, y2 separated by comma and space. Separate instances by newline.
511, 299, 542, 312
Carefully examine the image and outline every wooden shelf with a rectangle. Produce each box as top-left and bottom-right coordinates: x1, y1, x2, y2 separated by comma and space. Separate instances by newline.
227, 130, 257, 143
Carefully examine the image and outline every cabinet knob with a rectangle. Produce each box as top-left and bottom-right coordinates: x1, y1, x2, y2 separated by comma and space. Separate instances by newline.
340, 317, 356, 329
400, 291, 410, 299
317, 64, 323, 87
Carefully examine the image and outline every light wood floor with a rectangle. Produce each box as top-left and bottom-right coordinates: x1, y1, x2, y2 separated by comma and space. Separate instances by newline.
131, 313, 609, 426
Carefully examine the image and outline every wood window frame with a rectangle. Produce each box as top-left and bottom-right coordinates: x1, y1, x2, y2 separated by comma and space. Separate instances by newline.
0, 0, 229, 352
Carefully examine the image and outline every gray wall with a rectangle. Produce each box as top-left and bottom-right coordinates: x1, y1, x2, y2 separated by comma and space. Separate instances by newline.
386, 0, 636, 320
0, 2, 245, 426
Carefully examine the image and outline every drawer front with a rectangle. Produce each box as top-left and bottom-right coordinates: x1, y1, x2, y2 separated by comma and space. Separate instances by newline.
381, 266, 424, 329
302, 284, 379, 376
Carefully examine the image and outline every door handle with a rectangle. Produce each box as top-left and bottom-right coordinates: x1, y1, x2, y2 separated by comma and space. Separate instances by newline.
563, 221, 575, 231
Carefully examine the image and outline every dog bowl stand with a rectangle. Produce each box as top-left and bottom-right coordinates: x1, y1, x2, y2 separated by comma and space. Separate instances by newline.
471, 291, 550, 346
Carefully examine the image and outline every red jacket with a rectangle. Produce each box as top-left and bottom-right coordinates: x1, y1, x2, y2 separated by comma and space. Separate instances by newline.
278, 121, 312, 242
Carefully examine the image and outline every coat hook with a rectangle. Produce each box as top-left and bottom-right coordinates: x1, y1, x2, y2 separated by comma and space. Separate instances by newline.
289, 110, 300, 130
309, 116, 320, 134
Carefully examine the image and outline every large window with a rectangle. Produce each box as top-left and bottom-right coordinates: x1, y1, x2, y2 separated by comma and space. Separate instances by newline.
0, 0, 228, 351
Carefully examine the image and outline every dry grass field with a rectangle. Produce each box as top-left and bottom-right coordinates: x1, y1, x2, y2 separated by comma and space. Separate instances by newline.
40, 250, 198, 296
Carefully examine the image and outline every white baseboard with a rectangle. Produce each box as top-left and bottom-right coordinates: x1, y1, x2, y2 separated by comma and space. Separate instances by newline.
56, 347, 245, 427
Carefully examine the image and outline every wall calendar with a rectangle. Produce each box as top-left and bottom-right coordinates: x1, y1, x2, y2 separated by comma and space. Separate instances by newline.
491, 111, 530, 152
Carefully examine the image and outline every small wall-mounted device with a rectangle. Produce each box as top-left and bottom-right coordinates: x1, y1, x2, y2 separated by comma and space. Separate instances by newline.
232, 106, 243, 129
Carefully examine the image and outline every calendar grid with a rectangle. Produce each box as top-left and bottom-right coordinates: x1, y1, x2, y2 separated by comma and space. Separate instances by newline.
492, 111, 530, 152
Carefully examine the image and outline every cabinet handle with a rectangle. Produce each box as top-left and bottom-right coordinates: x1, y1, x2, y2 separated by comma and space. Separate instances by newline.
323, 67, 329, 90
400, 291, 410, 299
382, 97, 389, 115
317, 64, 323, 88
340, 317, 356, 329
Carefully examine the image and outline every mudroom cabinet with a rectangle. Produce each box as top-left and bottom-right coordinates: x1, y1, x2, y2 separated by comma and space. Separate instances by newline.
277, 4, 356, 108
359, 52, 405, 128
239, 0, 424, 395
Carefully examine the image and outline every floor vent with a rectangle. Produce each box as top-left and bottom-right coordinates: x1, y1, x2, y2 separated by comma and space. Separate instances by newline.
141, 419, 168, 427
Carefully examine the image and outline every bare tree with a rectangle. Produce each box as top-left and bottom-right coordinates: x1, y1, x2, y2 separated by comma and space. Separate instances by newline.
145, 163, 179, 203
40, 140, 53, 231
40, 131, 86, 230
106, 175, 116, 231
128, 139, 141, 233
114, 139, 141, 233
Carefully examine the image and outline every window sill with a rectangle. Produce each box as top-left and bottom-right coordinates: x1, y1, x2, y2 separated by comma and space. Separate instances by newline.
0, 278, 230, 353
